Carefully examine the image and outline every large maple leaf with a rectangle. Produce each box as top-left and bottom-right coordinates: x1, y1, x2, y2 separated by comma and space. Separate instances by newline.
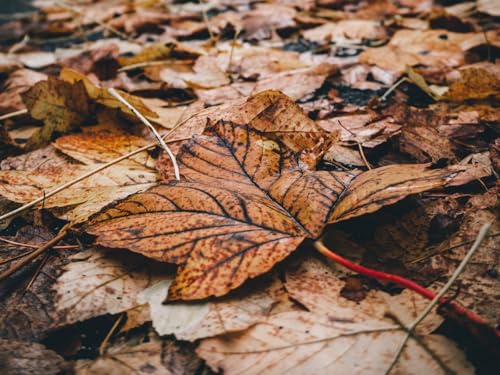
85, 92, 472, 301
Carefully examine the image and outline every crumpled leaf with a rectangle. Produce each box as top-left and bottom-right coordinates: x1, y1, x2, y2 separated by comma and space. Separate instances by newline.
139, 277, 280, 341
54, 248, 169, 325
59, 68, 158, 118
117, 42, 175, 67
197, 311, 474, 375
0, 339, 69, 375
21, 77, 90, 149
86, 94, 479, 301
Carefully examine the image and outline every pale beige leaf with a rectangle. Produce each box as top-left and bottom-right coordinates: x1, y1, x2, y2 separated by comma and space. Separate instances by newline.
303, 20, 387, 43
140, 278, 278, 341
197, 311, 474, 375
54, 249, 169, 325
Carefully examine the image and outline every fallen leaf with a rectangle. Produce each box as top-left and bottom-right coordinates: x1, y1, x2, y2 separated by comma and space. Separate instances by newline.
0, 339, 69, 375
399, 126, 457, 163
197, 311, 474, 375
360, 29, 497, 74
197, 64, 337, 105
59, 68, 158, 118
53, 248, 168, 325
139, 277, 280, 341
86, 99, 478, 300
477, 0, 500, 16
0, 69, 47, 114
302, 20, 387, 44
76, 337, 171, 375
21, 77, 90, 149
444, 63, 500, 101
0, 128, 158, 223
117, 42, 175, 67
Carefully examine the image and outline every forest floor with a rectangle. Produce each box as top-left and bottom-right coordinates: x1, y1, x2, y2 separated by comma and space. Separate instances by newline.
0, 1, 498, 374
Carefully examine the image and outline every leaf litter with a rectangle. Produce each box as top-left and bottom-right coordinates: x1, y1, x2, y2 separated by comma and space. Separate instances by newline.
0, 0, 498, 374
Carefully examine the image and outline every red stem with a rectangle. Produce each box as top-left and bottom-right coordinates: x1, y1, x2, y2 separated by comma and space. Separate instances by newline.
315, 241, 497, 333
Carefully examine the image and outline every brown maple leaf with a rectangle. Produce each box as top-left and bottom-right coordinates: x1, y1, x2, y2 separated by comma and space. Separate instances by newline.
85, 94, 474, 301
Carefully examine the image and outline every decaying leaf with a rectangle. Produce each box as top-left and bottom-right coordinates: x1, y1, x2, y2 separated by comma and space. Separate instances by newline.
139, 277, 280, 341
59, 68, 158, 118
197, 311, 474, 375
21, 77, 90, 149
54, 248, 169, 325
0, 339, 69, 375
399, 126, 457, 163
86, 93, 479, 301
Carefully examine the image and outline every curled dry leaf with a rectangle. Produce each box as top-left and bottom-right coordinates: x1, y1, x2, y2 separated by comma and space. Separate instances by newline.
53, 248, 169, 326
21, 77, 90, 149
0, 339, 69, 375
399, 126, 457, 163
197, 311, 474, 375
86, 93, 479, 301
139, 277, 280, 341
0, 69, 47, 114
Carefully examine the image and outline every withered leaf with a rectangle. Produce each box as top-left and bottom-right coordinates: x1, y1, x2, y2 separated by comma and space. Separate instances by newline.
197, 311, 474, 375
54, 248, 169, 326
21, 77, 90, 149
86, 102, 476, 301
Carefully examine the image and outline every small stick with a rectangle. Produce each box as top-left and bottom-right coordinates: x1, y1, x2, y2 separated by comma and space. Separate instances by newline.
0, 250, 34, 265
383, 222, 492, 375
108, 88, 180, 181
380, 77, 408, 102
99, 313, 125, 355
0, 109, 28, 122
0, 224, 70, 282
0, 236, 79, 250
337, 121, 372, 170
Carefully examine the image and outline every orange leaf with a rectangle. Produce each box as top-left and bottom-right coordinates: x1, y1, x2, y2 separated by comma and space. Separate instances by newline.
85, 95, 477, 301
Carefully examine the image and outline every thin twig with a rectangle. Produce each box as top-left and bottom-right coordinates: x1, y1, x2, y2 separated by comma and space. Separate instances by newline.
0, 224, 70, 282
24, 252, 50, 291
226, 28, 242, 73
0, 236, 78, 250
383, 222, 492, 375
99, 313, 125, 355
0, 109, 28, 122
108, 88, 180, 181
0, 250, 34, 265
